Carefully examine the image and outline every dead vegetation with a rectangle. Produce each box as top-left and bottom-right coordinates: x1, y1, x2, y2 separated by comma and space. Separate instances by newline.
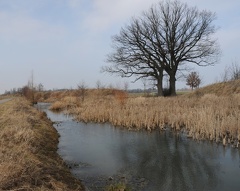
188, 79, 240, 97
0, 98, 84, 191
47, 85, 240, 147
1, 81, 236, 190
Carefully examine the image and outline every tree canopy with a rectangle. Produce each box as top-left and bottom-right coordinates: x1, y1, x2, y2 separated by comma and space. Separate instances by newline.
103, 0, 220, 96
186, 71, 201, 90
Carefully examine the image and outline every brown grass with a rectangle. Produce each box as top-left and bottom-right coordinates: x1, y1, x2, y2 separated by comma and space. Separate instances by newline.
47, 89, 240, 147
187, 79, 240, 97
49, 96, 79, 111
0, 98, 84, 190
49, 89, 124, 111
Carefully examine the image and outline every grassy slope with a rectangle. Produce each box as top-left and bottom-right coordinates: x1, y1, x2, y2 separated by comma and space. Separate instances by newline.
187, 79, 240, 97
0, 98, 83, 191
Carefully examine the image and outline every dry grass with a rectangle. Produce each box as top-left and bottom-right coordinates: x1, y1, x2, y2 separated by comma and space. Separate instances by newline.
188, 79, 240, 97
49, 96, 79, 111
0, 98, 83, 191
47, 89, 240, 147
49, 89, 122, 111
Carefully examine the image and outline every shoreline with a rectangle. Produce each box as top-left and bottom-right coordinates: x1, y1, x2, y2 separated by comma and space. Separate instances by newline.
49, 91, 240, 148
0, 98, 84, 190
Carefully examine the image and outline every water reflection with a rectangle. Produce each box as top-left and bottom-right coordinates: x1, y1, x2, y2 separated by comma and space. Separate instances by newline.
115, 131, 221, 191
37, 103, 240, 191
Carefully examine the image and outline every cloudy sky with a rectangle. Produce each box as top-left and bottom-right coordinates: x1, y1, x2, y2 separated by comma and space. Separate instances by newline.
0, 0, 239, 93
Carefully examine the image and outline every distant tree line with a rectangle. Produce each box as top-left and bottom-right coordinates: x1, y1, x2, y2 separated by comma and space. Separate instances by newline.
3, 82, 44, 104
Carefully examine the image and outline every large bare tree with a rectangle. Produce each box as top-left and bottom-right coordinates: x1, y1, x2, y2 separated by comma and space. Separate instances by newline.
103, 0, 220, 96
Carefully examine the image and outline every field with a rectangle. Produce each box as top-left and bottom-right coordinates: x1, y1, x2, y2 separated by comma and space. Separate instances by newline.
0, 98, 83, 191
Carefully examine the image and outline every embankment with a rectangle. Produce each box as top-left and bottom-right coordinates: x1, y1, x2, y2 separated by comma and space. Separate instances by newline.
0, 98, 84, 191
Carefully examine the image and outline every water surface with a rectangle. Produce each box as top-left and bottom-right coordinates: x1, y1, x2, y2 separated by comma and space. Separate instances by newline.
38, 103, 240, 191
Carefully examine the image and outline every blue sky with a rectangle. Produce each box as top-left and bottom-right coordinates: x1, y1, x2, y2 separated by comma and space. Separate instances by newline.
0, 0, 240, 93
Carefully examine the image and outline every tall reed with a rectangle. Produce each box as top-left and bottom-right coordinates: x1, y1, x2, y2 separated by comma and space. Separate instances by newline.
49, 89, 240, 147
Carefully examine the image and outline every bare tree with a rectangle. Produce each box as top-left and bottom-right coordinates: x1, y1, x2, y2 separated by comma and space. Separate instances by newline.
37, 83, 44, 92
220, 61, 240, 82
186, 71, 201, 90
96, 80, 102, 89
230, 62, 240, 80
77, 81, 87, 102
27, 71, 36, 104
22, 85, 31, 99
103, 0, 220, 96
123, 81, 129, 91
220, 65, 231, 82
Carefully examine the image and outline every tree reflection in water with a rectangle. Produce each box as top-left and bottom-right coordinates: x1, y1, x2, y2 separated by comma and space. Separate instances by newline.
117, 130, 221, 191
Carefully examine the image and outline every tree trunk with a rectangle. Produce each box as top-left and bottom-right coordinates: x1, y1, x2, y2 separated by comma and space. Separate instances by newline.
156, 75, 164, 97
155, 69, 164, 97
169, 73, 177, 96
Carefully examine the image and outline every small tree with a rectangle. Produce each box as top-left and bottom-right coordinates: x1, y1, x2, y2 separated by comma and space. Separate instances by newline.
230, 62, 240, 80
37, 83, 44, 92
77, 81, 87, 102
24, 71, 36, 104
220, 61, 240, 82
123, 81, 129, 92
186, 72, 201, 90
22, 86, 31, 98
96, 80, 102, 89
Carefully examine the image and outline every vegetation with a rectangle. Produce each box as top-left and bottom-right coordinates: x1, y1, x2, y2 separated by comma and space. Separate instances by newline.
103, 0, 220, 96
189, 79, 240, 96
186, 71, 201, 90
47, 81, 240, 147
0, 98, 83, 190
221, 61, 240, 82
1, 79, 239, 190
106, 182, 130, 191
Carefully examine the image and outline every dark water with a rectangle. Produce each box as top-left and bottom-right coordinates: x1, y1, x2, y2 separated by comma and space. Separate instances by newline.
37, 103, 240, 191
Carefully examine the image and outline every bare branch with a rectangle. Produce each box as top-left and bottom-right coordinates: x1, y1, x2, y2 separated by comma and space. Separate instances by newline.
103, 0, 220, 96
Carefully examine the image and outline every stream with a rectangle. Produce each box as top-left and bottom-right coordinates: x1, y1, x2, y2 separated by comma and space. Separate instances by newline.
37, 103, 240, 191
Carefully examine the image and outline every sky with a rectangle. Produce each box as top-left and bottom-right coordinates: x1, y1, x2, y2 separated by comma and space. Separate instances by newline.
0, 0, 240, 94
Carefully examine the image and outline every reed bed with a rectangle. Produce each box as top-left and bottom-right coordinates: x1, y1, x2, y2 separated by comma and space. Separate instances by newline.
50, 90, 240, 147
0, 98, 83, 190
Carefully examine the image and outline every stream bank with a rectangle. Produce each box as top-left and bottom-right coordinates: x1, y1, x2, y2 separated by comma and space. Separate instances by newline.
0, 98, 84, 191
38, 102, 240, 191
